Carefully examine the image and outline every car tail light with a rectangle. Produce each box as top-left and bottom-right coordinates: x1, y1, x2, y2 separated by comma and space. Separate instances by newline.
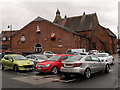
73, 63, 83, 67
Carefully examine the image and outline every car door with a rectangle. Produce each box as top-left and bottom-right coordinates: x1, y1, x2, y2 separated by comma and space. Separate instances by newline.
91, 56, 104, 72
2, 56, 9, 68
85, 56, 96, 73
7, 56, 14, 69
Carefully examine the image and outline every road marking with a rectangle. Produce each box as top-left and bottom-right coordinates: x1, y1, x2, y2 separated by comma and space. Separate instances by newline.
109, 70, 113, 72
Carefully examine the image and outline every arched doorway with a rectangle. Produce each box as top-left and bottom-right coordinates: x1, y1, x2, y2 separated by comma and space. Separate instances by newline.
34, 44, 42, 53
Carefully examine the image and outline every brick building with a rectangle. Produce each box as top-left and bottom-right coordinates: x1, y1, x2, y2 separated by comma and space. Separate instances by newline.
10, 16, 89, 54
1, 9, 117, 54
54, 10, 117, 54
0, 30, 18, 52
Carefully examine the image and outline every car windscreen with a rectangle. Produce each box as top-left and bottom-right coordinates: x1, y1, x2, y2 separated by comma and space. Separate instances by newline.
13, 55, 27, 60
36, 55, 47, 60
96, 54, 107, 57
46, 56, 61, 61
65, 56, 83, 61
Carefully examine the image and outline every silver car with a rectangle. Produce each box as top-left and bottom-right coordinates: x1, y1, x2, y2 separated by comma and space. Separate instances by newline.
26, 54, 48, 65
61, 55, 110, 79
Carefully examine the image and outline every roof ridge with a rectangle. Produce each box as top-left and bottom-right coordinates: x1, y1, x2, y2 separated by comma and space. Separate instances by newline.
61, 13, 96, 20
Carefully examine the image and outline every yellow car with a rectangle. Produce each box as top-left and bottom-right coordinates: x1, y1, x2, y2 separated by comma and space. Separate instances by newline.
1, 54, 34, 71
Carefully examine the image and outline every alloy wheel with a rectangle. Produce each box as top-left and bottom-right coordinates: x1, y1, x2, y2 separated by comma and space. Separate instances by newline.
51, 67, 58, 74
84, 68, 91, 79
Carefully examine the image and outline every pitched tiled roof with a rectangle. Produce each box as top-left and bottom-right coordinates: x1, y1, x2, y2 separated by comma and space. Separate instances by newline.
55, 13, 96, 32
1, 30, 18, 37
33, 16, 44, 21
100, 25, 116, 38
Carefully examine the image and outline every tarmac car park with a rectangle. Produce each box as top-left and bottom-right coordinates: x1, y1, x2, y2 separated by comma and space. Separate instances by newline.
1, 51, 115, 83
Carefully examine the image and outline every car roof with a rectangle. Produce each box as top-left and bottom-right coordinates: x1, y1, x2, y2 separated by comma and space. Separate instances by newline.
97, 53, 108, 54
4, 54, 22, 56
54, 54, 74, 56
27, 54, 44, 56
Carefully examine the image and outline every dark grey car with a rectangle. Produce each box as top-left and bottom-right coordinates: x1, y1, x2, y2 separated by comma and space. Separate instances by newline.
61, 55, 110, 79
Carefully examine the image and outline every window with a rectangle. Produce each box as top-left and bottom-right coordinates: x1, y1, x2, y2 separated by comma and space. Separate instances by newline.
4, 56, 8, 60
8, 56, 13, 60
85, 57, 91, 61
17, 41, 20, 45
58, 38, 62, 43
92, 43, 96, 49
91, 56, 100, 62
60, 56, 68, 60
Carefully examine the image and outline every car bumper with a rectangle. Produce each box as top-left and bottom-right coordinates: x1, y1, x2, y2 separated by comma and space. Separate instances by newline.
61, 67, 85, 75
18, 65, 34, 71
36, 67, 51, 72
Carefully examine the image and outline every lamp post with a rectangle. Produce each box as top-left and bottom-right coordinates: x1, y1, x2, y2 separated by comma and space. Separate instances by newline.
8, 25, 12, 51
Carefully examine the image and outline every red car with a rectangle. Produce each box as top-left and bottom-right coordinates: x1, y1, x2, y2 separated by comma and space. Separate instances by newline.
36, 54, 74, 74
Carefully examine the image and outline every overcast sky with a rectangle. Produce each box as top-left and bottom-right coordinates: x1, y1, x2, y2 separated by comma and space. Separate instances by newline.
1, 0, 119, 37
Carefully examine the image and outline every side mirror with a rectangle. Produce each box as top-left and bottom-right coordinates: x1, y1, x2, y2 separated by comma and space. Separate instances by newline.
10, 59, 14, 62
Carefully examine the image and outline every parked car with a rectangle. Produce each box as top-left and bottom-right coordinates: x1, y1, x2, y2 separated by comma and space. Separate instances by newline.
36, 54, 74, 74
1, 54, 34, 71
43, 51, 56, 58
66, 48, 86, 53
88, 50, 99, 55
61, 55, 110, 79
26, 54, 48, 65
2, 51, 17, 58
95, 53, 114, 65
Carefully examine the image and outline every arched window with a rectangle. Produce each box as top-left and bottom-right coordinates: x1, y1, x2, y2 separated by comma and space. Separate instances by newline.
34, 44, 42, 53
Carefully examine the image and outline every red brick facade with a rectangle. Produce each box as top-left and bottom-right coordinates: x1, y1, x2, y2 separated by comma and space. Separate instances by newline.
11, 18, 89, 54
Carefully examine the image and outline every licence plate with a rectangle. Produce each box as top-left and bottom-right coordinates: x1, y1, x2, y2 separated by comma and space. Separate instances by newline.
27, 68, 32, 70
65, 64, 73, 67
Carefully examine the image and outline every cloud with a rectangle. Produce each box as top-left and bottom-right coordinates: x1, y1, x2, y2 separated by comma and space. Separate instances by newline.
1, 0, 119, 37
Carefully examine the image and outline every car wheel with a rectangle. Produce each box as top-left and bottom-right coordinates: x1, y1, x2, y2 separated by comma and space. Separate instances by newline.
84, 68, 91, 79
51, 66, 58, 75
105, 64, 110, 73
14, 65, 19, 72
2, 64, 5, 70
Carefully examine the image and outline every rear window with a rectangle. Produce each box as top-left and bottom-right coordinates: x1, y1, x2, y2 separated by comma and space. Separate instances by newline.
65, 56, 83, 61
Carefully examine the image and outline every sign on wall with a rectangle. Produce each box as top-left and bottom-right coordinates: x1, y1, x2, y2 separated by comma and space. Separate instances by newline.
51, 33, 56, 40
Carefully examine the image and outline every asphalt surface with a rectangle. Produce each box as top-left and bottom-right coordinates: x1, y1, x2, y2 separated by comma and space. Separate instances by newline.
1, 54, 119, 90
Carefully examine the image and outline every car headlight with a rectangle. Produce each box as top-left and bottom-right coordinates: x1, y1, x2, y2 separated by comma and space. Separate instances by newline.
31, 61, 34, 64
17, 62, 23, 65
44, 64, 51, 67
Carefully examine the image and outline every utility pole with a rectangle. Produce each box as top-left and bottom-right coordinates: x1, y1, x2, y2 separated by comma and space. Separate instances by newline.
8, 25, 12, 51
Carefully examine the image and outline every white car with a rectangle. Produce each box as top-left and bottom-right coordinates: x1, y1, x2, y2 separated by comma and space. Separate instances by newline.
95, 53, 114, 65
43, 51, 56, 58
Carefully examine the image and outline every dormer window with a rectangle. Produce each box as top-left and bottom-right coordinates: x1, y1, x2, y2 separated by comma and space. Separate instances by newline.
21, 35, 26, 43
36, 25, 41, 33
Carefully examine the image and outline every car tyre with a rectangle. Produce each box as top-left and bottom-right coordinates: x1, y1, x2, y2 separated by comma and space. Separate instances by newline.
2, 64, 5, 70
105, 64, 110, 73
14, 65, 19, 72
51, 66, 58, 75
84, 68, 91, 79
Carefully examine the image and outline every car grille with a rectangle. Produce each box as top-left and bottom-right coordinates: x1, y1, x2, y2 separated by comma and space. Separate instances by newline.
37, 65, 44, 68
23, 65, 33, 68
